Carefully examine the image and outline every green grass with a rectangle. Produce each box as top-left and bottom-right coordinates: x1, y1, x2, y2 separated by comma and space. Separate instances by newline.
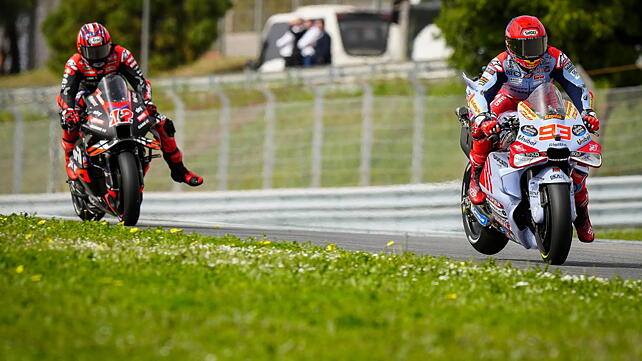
1, 214, 641, 361
595, 227, 642, 241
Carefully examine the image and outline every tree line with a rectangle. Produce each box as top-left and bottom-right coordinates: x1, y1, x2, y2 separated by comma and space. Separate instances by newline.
434, 0, 642, 86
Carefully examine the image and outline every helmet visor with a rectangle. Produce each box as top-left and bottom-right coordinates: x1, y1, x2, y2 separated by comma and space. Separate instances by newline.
507, 36, 547, 59
81, 43, 111, 61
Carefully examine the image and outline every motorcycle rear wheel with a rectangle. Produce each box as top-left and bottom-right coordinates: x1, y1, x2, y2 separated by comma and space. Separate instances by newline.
461, 165, 508, 255
117, 151, 141, 226
537, 184, 573, 265
69, 181, 105, 221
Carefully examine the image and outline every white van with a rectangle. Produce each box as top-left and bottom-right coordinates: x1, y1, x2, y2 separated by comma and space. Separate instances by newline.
255, 5, 403, 72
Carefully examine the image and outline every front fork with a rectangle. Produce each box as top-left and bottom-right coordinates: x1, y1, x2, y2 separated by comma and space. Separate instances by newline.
526, 166, 577, 225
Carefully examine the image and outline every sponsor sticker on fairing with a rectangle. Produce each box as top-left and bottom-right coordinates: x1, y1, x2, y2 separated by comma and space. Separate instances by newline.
517, 134, 537, 146
572, 124, 587, 136
520, 125, 538, 136
577, 134, 591, 145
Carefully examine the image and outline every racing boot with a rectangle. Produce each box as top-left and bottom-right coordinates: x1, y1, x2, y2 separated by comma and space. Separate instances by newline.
155, 119, 203, 187
468, 137, 492, 204
573, 179, 594, 243
61, 129, 79, 180
163, 152, 203, 187
468, 161, 486, 204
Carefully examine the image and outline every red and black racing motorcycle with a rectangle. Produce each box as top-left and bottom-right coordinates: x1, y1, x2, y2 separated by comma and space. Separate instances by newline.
67, 73, 161, 226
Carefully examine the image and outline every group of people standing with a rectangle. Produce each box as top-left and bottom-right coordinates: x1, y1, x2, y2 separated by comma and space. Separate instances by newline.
277, 18, 331, 68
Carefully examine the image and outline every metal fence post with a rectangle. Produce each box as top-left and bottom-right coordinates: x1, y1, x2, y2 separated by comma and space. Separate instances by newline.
11, 107, 24, 194
410, 78, 425, 184
166, 89, 185, 192
48, 109, 59, 193
261, 87, 275, 189
360, 83, 373, 186
217, 90, 231, 191
311, 87, 324, 187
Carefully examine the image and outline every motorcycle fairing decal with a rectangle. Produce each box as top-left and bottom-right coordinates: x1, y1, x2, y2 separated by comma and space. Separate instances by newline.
564, 100, 578, 119
133, 137, 161, 150
136, 111, 149, 122
87, 139, 117, 156
578, 140, 601, 153
509, 141, 545, 168
470, 205, 489, 226
487, 196, 508, 220
517, 101, 537, 120
95, 89, 105, 105
87, 95, 99, 107
480, 161, 493, 193
87, 115, 104, 125
539, 124, 571, 141
108, 108, 134, 127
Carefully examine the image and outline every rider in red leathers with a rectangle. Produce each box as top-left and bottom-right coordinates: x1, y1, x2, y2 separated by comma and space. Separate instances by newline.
466, 16, 599, 242
57, 22, 203, 187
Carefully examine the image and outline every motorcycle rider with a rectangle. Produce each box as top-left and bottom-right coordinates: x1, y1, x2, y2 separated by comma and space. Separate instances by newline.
466, 15, 599, 242
57, 22, 203, 187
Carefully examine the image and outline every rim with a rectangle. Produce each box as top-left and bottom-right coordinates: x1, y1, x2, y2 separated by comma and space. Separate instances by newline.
461, 166, 482, 243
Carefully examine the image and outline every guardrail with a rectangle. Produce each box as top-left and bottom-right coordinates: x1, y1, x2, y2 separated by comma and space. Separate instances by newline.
1, 175, 640, 233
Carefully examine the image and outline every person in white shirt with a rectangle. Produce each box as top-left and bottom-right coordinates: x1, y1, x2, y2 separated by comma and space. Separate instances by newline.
276, 18, 304, 67
297, 20, 322, 67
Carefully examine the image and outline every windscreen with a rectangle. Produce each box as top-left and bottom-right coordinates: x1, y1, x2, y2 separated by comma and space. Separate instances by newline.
337, 13, 389, 56
96, 74, 130, 104
524, 83, 566, 119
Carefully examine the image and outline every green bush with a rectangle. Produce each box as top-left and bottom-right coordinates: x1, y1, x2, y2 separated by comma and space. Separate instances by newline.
42, 0, 231, 74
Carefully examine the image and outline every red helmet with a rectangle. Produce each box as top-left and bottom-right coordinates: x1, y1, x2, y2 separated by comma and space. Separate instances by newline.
505, 16, 548, 69
76, 22, 112, 64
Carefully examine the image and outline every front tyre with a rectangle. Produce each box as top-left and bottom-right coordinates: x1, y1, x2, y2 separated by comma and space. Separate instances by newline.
117, 151, 141, 226
461, 164, 508, 255
537, 184, 573, 265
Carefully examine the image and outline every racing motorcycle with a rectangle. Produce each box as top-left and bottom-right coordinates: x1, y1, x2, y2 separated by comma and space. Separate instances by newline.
457, 81, 602, 265
67, 73, 161, 226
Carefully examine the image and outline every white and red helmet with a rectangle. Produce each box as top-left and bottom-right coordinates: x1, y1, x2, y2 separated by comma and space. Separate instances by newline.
505, 16, 548, 69
76, 22, 112, 63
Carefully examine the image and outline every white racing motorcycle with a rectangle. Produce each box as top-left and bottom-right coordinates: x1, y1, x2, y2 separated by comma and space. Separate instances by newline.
457, 82, 602, 265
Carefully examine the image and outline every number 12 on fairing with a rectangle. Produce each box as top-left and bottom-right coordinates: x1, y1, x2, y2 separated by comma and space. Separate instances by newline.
539, 124, 571, 141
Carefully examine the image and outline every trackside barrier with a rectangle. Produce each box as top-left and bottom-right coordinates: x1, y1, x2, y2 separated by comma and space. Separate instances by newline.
0, 176, 640, 233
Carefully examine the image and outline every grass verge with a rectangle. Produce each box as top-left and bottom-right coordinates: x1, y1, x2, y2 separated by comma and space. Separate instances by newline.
595, 227, 642, 241
1, 214, 641, 360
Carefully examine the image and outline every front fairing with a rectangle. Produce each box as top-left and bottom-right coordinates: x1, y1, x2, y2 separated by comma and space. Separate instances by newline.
81, 74, 156, 143
509, 84, 601, 168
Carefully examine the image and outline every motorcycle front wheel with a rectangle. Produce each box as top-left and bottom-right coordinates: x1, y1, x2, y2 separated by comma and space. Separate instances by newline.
117, 151, 141, 226
536, 184, 573, 265
461, 164, 508, 255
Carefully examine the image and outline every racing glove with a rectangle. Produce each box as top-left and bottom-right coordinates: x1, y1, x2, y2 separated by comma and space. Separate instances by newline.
471, 112, 500, 139
60, 109, 80, 130
581, 109, 599, 133
145, 101, 158, 116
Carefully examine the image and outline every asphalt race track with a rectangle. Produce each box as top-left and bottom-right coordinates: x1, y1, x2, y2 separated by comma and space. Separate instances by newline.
136, 219, 642, 280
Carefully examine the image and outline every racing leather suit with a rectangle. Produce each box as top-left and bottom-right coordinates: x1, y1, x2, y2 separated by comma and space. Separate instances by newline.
57, 45, 201, 186
467, 46, 595, 241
